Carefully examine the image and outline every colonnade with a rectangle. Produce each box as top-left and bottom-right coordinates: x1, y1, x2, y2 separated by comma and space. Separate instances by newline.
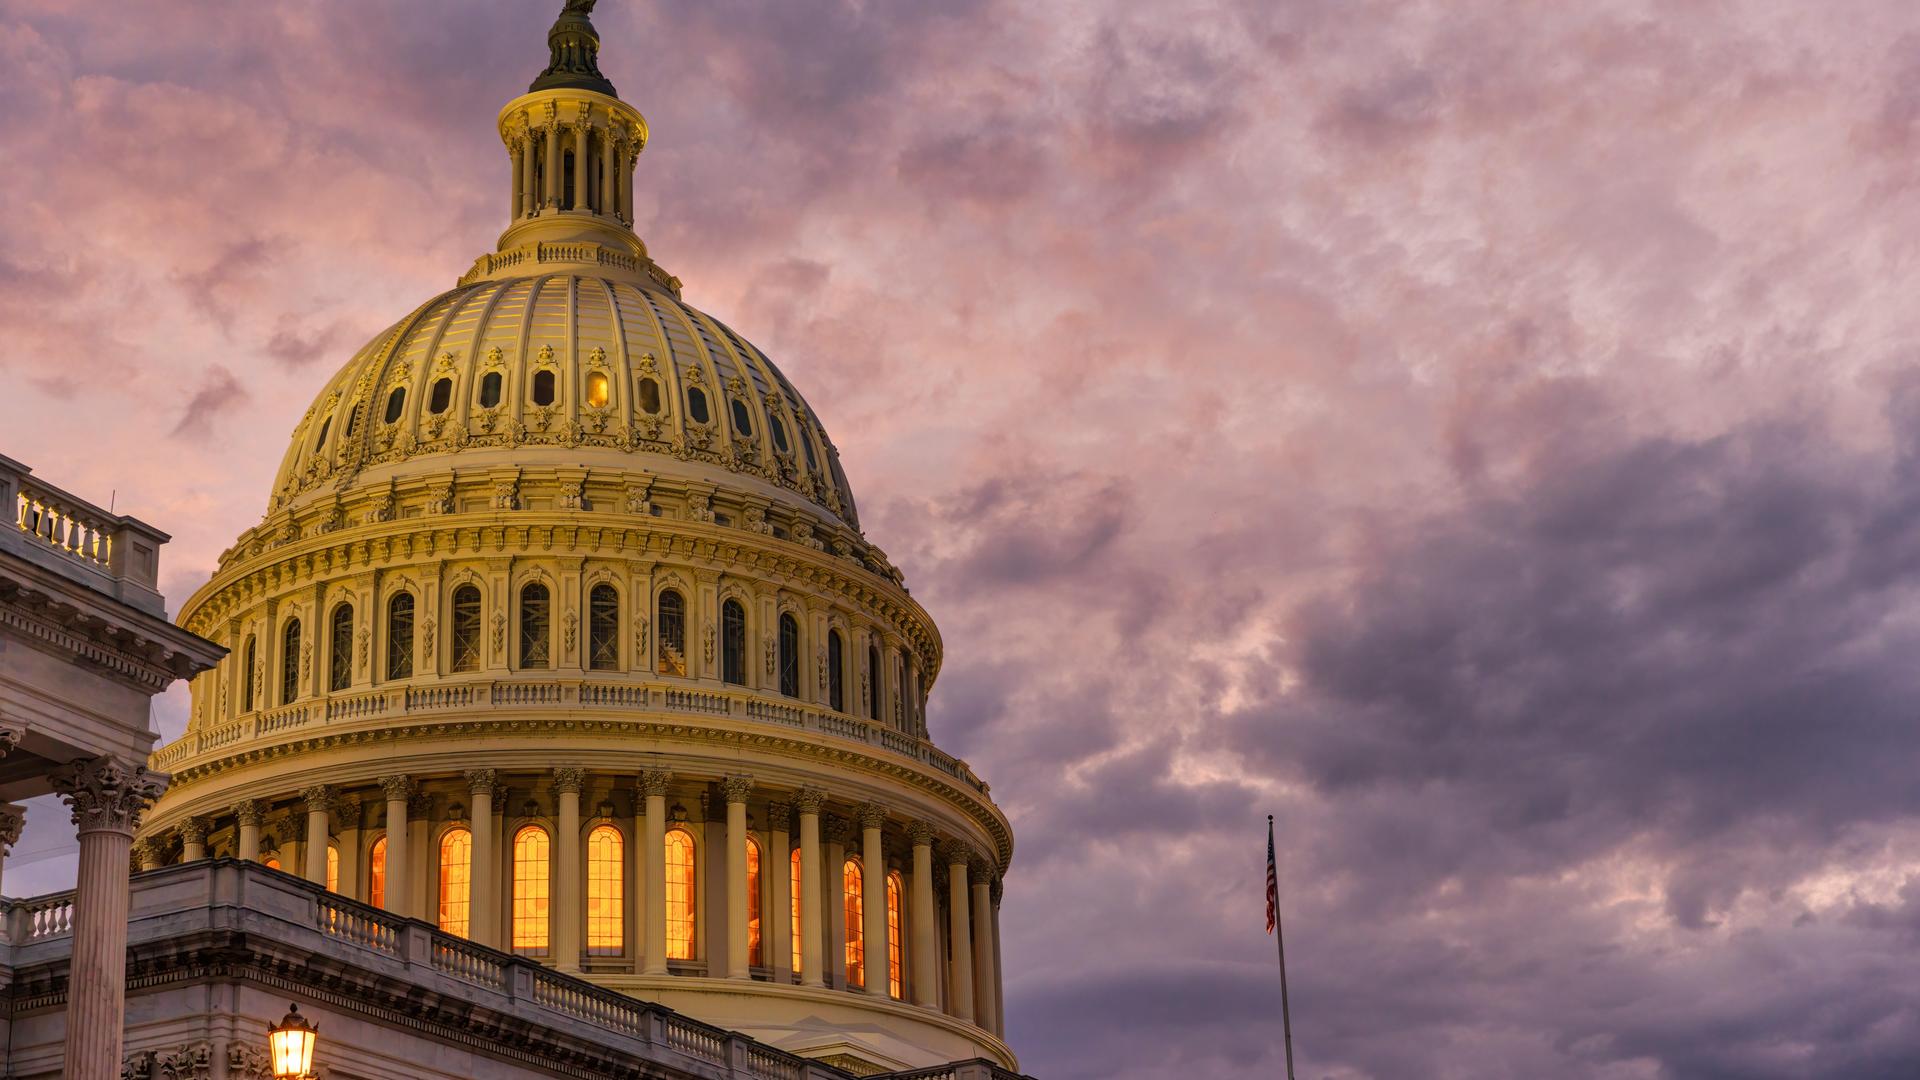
507, 111, 638, 225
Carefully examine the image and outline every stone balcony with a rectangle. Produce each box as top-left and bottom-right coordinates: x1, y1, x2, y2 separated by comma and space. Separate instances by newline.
0, 453, 170, 618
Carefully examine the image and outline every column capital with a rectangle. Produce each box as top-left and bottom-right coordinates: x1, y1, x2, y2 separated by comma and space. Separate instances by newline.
941, 841, 977, 869
970, 860, 995, 886
792, 786, 825, 815
0, 724, 21, 759
52, 756, 165, 836
765, 801, 792, 833
637, 767, 671, 798
719, 775, 755, 805
906, 820, 935, 847
822, 815, 853, 846
130, 837, 159, 865
232, 799, 268, 827
177, 816, 210, 845
0, 803, 24, 851
465, 768, 499, 794
856, 801, 888, 831
553, 767, 586, 795
378, 774, 416, 802
300, 784, 335, 812
407, 792, 433, 817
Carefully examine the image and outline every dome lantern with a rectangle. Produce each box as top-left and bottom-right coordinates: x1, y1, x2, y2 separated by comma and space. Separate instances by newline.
530, 0, 618, 97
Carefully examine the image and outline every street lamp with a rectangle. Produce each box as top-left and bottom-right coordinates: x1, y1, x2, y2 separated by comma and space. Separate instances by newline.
266, 1002, 318, 1079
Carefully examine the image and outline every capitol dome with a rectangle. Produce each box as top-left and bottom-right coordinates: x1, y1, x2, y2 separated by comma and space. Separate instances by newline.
138, 6, 1014, 1075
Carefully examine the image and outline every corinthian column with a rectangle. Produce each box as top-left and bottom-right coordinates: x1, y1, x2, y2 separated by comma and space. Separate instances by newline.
543, 121, 561, 208
379, 775, 414, 915
721, 776, 754, 979
510, 138, 525, 220
640, 768, 670, 975
907, 822, 938, 1007
302, 785, 334, 885
768, 802, 792, 983
234, 799, 266, 861
178, 817, 209, 863
554, 768, 585, 971
858, 803, 890, 997
572, 118, 590, 210
944, 843, 975, 1023
51, 756, 165, 1080
794, 787, 824, 988
971, 861, 998, 1032
466, 770, 498, 947
0, 803, 25, 896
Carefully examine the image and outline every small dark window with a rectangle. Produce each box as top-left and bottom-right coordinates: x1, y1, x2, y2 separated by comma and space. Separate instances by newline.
429, 378, 453, 414
687, 386, 710, 424
328, 604, 353, 692
729, 398, 753, 436
867, 644, 880, 721
828, 629, 844, 712
345, 405, 360, 437
657, 590, 686, 676
281, 618, 303, 705
479, 372, 503, 408
520, 583, 550, 668
637, 377, 661, 415
314, 416, 332, 452
451, 585, 482, 672
800, 430, 818, 470
779, 613, 800, 698
532, 370, 556, 406
242, 636, 257, 713
589, 584, 619, 670
722, 599, 747, 685
387, 592, 415, 680
384, 387, 406, 424
770, 416, 790, 454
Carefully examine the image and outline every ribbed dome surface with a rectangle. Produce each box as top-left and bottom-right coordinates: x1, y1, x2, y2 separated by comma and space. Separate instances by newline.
270, 273, 860, 530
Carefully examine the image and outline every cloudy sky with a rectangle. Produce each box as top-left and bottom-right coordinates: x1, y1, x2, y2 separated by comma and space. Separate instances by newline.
9, 0, 1920, 1076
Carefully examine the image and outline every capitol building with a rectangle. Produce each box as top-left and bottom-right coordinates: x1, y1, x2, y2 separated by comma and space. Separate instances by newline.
0, 4, 1020, 1079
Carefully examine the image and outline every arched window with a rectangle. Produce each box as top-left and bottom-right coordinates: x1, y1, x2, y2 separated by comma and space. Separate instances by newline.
585, 371, 610, 409
827, 629, 844, 712
264, 855, 282, 872
587, 824, 623, 955
479, 371, 503, 408
520, 582, 550, 668
242, 635, 257, 712
729, 397, 754, 436
531, 369, 556, 406
637, 377, 662, 415
866, 644, 880, 721
589, 584, 620, 670
843, 857, 865, 989
387, 591, 415, 679
770, 415, 790, 455
451, 585, 482, 672
328, 604, 353, 692
886, 870, 904, 998
778, 614, 800, 698
513, 825, 551, 954
327, 843, 340, 894
384, 386, 406, 424
657, 589, 686, 676
687, 386, 710, 424
665, 828, 697, 960
800, 428, 819, 471
746, 835, 763, 968
369, 835, 388, 908
281, 618, 302, 705
439, 827, 472, 937
313, 415, 332, 451
429, 377, 453, 414
789, 847, 803, 975
722, 599, 747, 685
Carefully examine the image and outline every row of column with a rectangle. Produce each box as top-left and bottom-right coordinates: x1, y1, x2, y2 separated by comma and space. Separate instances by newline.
509, 120, 636, 224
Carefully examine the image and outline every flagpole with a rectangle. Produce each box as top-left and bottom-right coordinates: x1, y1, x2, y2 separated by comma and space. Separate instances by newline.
1271, 815, 1297, 1080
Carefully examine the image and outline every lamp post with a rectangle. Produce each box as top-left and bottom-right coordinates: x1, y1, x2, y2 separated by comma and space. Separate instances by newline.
266, 1002, 318, 1079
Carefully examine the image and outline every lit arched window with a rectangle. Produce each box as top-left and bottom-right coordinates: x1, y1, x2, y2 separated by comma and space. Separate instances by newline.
478, 371, 503, 408
665, 828, 697, 960
747, 835, 763, 968
264, 855, 282, 871
866, 644, 880, 721
439, 827, 472, 938
778, 613, 800, 698
886, 870, 904, 998
429, 377, 453, 414
722, 599, 747, 685
587, 824, 623, 955
387, 591, 415, 679
729, 397, 754, 436
827, 629, 844, 712
637, 377, 661, 415
328, 603, 353, 692
242, 635, 257, 712
369, 835, 388, 908
513, 825, 551, 954
585, 370, 610, 409
657, 589, 686, 676
327, 843, 340, 894
843, 857, 865, 989
589, 584, 620, 671
531, 369, 556, 407
451, 585, 482, 672
520, 582, 550, 668
790, 847, 803, 975
384, 386, 406, 424
281, 618, 302, 705
687, 386, 710, 424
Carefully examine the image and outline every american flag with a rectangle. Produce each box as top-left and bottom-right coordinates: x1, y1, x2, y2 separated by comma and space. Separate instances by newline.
1265, 816, 1279, 935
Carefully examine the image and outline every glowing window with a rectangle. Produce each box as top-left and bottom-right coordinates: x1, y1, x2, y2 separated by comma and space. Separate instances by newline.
313, 415, 332, 451
264, 856, 282, 871
886, 870, 904, 998
439, 827, 472, 938
450, 585, 482, 672
657, 590, 686, 676
369, 835, 388, 908
384, 386, 405, 424
479, 371, 502, 408
587, 824, 624, 955
778, 614, 799, 697
328, 604, 353, 692
585, 370, 610, 409
327, 844, 340, 894
242, 635, 257, 712
729, 397, 753, 436
843, 857, 864, 988
513, 825, 551, 954
531, 369, 556, 406
747, 836, 763, 968
790, 847, 803, 975
387, 591, 415, 679
827, 630, 844, 712
637, 377, 661, 415
429, 377, 453, 414
687, 386, 710, 424
281, 618, 302, 705
520, 582, 550, 668
867, 644, 880, 721
666, 828, 696, 960
721, 599, 747, 685
770, 415, 790, 454
589, 584, 619, 671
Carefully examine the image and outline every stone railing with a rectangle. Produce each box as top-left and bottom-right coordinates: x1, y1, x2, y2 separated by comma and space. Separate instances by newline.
883, 1062, 1036, 1080
0, 453, 170, 616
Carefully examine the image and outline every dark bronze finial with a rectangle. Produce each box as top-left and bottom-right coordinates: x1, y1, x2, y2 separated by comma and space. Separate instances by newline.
531, 0, 617, 97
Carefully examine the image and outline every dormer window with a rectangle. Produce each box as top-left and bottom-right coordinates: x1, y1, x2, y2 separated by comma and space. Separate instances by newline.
729, 398, 753, 436
531, 370, 556, 406
384, 387, 406, 424
687, 386, 710, 424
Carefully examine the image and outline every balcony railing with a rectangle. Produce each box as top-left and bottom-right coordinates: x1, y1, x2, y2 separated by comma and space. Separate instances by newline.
0, 453, 171, 616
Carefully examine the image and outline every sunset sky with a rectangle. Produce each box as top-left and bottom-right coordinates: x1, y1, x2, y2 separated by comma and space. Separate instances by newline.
9, 1, 1920, 1077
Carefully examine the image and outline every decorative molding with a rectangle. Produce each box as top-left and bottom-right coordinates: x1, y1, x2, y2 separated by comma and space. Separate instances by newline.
637, 768, 672, 798
51, 756, 166, 835
379, 774, 416, 802
301, 784, 335, 812
906, 820, 934, 847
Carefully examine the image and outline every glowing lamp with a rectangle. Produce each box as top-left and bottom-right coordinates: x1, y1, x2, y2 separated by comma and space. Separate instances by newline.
266, 1002, 317, 1078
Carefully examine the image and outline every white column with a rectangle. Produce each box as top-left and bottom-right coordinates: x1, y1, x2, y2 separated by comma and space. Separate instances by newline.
0, 803, 21, 896
132, 838, 161, 872
972, 864, 998, 1031
178, 816, 209, 863
641, 768, 669, 974
621, 145, 636, 225
769, 802, 792, 983
859, 803, 890, 997
408, 794, 431, 922
945, 844, 975, 1023
544, 122, 561, 208
572, 119, 589, 210
234, 799, 265, 861
795, 788, 824, 987
302, 785, 333, 885
722, 776, 754, 979
520, 133, 537, 218
510, 140, 524, 220
599, 128, 615, 215
555, 768, 584, 971
466, 770, 498, 948
52, 757, 165, 1080
379, 775, 413, 915
908, 822, 938, 1007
